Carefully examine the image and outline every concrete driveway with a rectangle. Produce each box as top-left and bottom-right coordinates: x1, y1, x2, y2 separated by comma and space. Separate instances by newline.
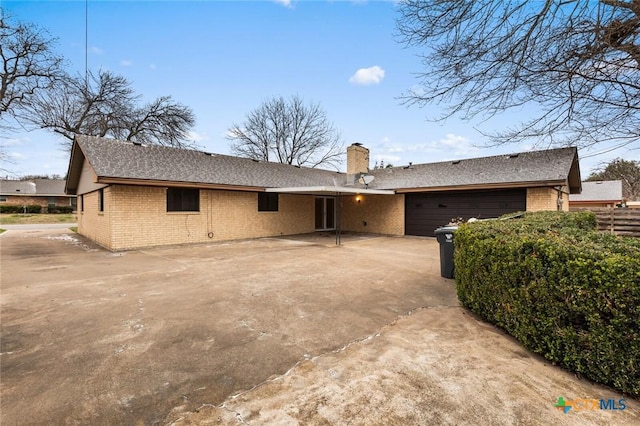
0, 223, 77, 230
1, 229, 636, 425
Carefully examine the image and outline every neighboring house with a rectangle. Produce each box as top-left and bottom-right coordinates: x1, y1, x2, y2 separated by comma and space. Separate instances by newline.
627, 201, 640, 209
0, 179, 77, 212
65, 135, 581, 250
569, 180, 623, 209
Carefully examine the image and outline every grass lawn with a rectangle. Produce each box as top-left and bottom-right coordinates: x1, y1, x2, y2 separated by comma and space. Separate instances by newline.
0, 214, 77, 225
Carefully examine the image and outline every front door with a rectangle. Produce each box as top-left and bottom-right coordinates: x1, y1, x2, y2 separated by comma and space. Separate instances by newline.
315, 197, 335, 230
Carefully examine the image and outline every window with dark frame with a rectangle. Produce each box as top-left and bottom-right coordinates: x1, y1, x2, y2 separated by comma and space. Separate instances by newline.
258, 192, 278, 212
98, 188, 104, 212
167, 188, 200, 212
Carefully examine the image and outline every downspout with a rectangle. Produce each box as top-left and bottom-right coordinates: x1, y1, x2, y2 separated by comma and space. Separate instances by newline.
555, 186, 564, 211
335, 192, 342, 246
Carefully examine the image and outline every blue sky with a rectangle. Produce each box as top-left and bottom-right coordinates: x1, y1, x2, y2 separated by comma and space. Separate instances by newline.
1, 0, 638, 178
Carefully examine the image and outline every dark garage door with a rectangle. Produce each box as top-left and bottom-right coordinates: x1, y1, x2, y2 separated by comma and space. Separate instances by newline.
405, 188, 526, 236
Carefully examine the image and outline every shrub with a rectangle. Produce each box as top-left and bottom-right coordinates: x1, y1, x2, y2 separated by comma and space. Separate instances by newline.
0, 204, 42, 214
455, 211, 639, 397
497, 210, 598, 232
47, 206, 74, 214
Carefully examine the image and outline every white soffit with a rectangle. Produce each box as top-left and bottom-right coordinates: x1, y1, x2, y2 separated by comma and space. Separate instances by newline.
265, 186, 395, 195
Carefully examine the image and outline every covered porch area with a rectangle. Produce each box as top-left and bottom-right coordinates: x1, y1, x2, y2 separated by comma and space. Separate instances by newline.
266, 186, 403, 244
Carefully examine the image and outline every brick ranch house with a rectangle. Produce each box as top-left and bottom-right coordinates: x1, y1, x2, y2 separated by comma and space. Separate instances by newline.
1, 179, 77, 212
65, 135, 581, 251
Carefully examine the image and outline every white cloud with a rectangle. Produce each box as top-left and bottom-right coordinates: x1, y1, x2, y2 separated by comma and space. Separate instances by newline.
440, 133, 470, 148
349, 65, 385, 85
225, 129, 241, 139
373, 155, 401, 167
380, 136, 404, 152
8, 152, 27, 160
90, 46, 103, 55
369, 133, 479, 167
408, 84, 426, 97
187, 130, 208, 143
274, 0, 292, 7
394, 133, 476, 157
373, 136, 409, 155
0, 137, 26, 147
120, 59, 133, 67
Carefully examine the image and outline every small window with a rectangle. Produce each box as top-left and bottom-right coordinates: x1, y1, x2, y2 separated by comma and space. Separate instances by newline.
98, 188, 104, 212
48, 197, 56, 208
0, 195, 6, 202
167, 188, 199, 212
258, 192, 278, 212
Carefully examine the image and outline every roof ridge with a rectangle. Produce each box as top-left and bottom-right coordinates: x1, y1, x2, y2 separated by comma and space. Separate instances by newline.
379, 146, 577, 170
75, 134, 343, 175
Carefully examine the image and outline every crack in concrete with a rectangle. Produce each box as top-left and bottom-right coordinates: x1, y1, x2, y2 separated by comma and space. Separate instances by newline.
171, 304, 461, 424
220, 402, 248, 425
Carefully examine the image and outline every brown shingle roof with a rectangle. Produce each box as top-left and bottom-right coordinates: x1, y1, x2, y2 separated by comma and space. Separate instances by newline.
0, 180, 36, 195
570, 180, 622, 202
368, 147, 580, 193
0, 179, 67, 196
72, 135, 344, 189
66, 135, 581, 194
32, 179, 66, 195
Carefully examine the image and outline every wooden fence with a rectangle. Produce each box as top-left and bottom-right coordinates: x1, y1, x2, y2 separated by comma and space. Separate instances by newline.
576, 208, 640, 238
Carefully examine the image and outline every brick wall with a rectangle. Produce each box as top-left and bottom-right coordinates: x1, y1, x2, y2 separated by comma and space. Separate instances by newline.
526, 187, 569, 212
81, 185, 318, 250
78, 184, 571, 250
77, 189, 112, 248
341, 194, 404, 235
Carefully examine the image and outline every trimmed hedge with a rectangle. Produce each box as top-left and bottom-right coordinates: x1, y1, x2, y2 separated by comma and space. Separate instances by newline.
0, 205, 73, 214
0, 205, 42, 214
47, 206, 74, 214
455, 211, 640, 397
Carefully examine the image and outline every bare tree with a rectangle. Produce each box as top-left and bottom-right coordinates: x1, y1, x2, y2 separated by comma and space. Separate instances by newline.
23, 70, 196, 149
0, 141, 15, 174
587, 158, 640, 200
397, 0, 640, 149
0, 11, 64, 123
227, 95, 344, 169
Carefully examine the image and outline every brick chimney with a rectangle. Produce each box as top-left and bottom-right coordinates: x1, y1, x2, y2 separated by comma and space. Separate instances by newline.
347, 143, 370, 175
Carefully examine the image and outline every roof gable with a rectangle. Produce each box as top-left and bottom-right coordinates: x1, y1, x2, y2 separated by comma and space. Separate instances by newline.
67, 135, 344, 192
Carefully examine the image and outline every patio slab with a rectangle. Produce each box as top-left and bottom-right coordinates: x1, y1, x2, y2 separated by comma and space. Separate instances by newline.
1, 229, 453, 425
1, 229, 635, 425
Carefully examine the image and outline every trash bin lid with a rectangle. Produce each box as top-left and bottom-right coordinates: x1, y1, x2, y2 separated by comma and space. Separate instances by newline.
434, 226, 458, 234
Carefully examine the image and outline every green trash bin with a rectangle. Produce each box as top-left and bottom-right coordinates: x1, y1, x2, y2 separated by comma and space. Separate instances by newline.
434, 226, 458, 279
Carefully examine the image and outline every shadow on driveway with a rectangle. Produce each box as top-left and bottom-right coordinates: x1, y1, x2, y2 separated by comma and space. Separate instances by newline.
2, 229, 636, 425
1, 229, 457, 425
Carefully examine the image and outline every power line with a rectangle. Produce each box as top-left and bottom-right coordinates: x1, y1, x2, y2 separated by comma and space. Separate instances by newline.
85, 0, 88, 90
